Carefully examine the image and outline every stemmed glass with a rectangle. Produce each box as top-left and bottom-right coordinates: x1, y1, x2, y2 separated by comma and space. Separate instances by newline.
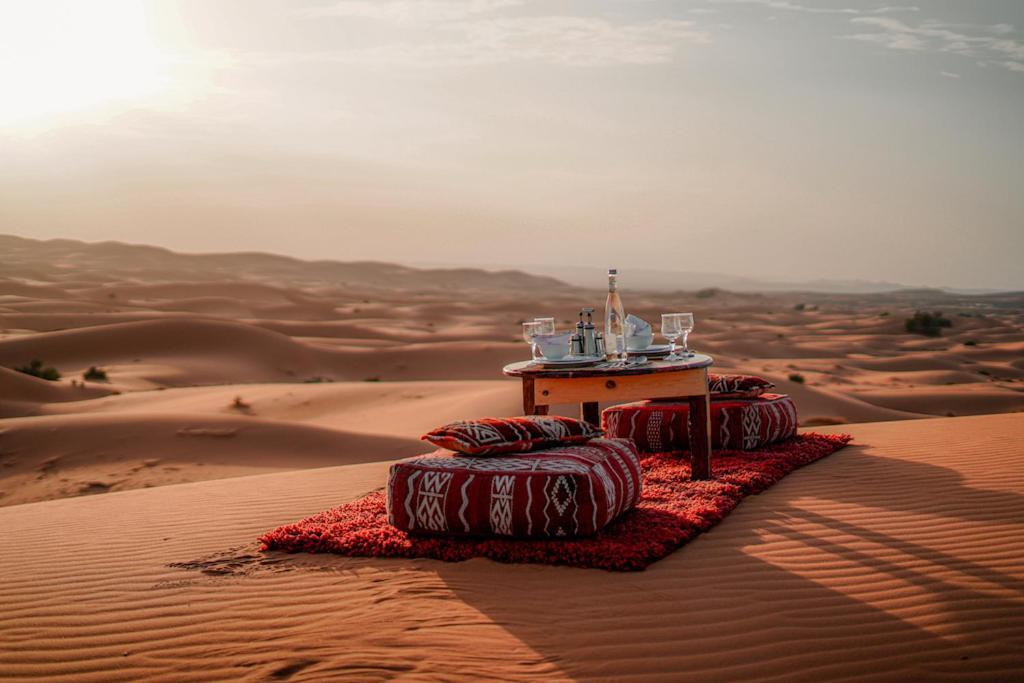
661, 313, 694, 361
522, 321, 543, 360
678, 313, 694, 356
533, 317, 556, 336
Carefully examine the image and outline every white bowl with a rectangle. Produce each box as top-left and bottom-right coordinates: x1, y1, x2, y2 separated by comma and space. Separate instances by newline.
626, 330, 654, 351
535, 333, 572, 360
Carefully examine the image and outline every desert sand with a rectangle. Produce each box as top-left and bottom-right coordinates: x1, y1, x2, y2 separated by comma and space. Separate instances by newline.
1, 235, 1023, 680
1, 414, 1022, 681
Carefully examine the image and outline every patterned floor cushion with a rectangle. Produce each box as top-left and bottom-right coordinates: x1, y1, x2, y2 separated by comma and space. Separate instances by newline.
387, 438, 642, 538
422, 415, 601, 456
602, 393, 798, 453
707, 373, 775, 399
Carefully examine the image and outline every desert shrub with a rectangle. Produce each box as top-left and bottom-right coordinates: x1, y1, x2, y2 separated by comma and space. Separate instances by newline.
788, 373, 805, 384
879, 311, 890, 317
83, 366, 108, 381
695, 288, 719, 299
904, 311, 952, 337
793, 303, 805, 311
364, 376, 381, 382
963, 340, 978, 346
15, 359, 60, 381
232, 396, 250, 409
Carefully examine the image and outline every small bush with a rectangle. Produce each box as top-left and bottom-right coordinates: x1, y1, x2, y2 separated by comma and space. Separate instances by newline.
793, 303, 805, 311
788, 373, 805, 384
963, 340, 978, 346
232, 396, 250, 409
15, 359, 60, 381
83, 366, 108, 382
905, 311, 952, 337
364, 376, 381, 382
695, 288, 719, 299
879, 311, 890, 317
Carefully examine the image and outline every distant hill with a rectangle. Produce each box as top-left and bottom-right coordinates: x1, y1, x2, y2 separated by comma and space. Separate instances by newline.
494, 264, 1010, 296
0, 234, 570, 293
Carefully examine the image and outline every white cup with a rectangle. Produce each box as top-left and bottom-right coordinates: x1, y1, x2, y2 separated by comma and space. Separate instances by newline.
626, 329, 654, 351
535, 333, 572, 360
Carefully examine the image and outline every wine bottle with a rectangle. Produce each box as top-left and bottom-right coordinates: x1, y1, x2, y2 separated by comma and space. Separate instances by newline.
605, 268, 626, 362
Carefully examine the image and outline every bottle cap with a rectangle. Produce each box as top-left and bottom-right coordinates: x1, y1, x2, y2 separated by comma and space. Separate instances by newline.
608, 268, 617, 275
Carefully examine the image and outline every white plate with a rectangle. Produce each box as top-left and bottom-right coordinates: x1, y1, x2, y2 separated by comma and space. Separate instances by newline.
534, 355, 604, 367
627, 344, 671, 356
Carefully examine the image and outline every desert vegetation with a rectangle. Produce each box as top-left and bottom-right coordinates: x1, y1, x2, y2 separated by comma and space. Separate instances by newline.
83, 366, 108, 382
15, 359, 60, 381
905, 310, 953, 337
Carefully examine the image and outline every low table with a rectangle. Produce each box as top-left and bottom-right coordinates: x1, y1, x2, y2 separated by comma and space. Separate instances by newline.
503, 354, 715, 480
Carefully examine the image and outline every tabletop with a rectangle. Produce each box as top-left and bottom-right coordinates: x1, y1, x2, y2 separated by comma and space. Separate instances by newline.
502, 353, 714, 379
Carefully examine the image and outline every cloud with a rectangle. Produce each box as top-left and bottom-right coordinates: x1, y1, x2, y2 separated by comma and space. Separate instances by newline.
711, 0, 858, 14
843, 17, 1024, 74
711, 0, 921, 16
872, 6, 919, 14
302, 0, 525, 23
288, 2, 709, 68
232, 15, 708, 69
350, 17, 709, 67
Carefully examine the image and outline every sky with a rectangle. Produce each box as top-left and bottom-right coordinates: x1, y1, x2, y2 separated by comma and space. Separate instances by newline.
0, 0, 1022, 290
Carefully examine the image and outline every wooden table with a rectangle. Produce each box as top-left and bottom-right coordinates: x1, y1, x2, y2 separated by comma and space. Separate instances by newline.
503, 354, 715, 480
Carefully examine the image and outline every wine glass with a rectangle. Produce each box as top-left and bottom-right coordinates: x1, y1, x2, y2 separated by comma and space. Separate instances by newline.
677, 312, 694, 356
522, 321, 543, 360
533, 317, 556, 336
661, 313, 688, 361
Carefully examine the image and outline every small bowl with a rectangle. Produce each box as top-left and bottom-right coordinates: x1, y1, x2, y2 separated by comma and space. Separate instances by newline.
626, 330, 654, 351
535, 333, 572, 360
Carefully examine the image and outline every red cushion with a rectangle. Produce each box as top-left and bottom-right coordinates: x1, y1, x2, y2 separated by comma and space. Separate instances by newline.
602, 393, 798, 453
387, 438, 642, 538
706, 373, 775, 399
422, 415, 601, 456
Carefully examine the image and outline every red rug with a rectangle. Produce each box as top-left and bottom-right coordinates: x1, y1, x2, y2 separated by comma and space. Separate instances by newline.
259, 433, 851, 572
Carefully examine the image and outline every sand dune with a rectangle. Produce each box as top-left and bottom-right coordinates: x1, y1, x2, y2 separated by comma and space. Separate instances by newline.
0, 318, 326, 387
1, 414, 1021, 680
40, 379, 524, 437
0, 366, 113, 418
0, 412, 426, 507
849, 384, 1024, 417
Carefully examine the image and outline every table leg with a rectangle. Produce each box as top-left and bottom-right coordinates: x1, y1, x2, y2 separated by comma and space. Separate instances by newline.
581, 401, 600, 428
688, 393, 712, 480
522, 377, 549, 416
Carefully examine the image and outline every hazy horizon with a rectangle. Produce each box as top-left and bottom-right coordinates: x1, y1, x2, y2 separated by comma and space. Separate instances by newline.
2, 0, 1022, 290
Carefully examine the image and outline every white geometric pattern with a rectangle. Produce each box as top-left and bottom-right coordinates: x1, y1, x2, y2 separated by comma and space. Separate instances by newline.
742, 404, 762, 450
720, 408, 732, 448
408, 455, 592, 474
415, 470, 453, 532
450, 420, 506, 445
489, 475, 515, 535
533, 417, 571, 440
592, 463, 617, 521
457, 475, 474, 533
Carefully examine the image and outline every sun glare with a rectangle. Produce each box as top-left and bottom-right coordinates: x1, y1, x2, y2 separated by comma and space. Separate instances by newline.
0, 1, 169, 127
